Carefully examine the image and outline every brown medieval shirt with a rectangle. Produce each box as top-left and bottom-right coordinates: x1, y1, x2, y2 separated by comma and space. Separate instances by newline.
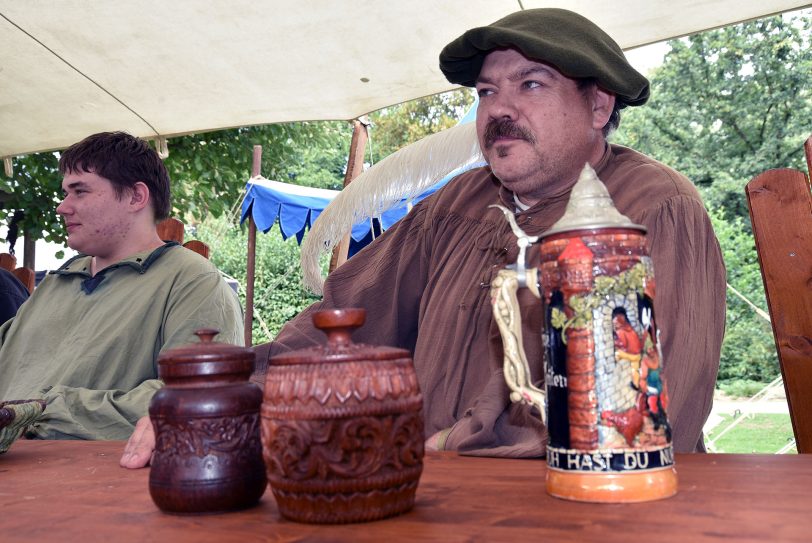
266, 143, 726, 455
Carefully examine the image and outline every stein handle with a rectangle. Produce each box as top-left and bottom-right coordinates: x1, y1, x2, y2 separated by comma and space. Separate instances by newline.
491, 268, 546, 425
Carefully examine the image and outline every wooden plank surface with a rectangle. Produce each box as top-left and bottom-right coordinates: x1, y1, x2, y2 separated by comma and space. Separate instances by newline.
157, 217, 185, 243
746, 155, 812, 452
1, 440, 811, 542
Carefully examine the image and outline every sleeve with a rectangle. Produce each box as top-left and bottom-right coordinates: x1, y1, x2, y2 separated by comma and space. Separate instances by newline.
28, 380, 163, 440
440, 282, 547, 457
268, 204, 432, 361
640, 194, 727, 453
33, 266, 244, 440
160, 268, 245, 350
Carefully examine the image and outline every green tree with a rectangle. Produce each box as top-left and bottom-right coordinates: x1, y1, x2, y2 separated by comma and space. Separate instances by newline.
164, 121, 351, 224
190, 90, 477, 343
195, 217, 323, 344
707, 208, 776, 385
613, 12, 811, 388
367, 89, 476, 161
615, 12, 811, 219
0, 152, 63, 253
1, 122, 350, 247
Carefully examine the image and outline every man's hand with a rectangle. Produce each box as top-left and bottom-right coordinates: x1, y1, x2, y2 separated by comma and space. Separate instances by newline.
425, 428, 451, 452
119, 415, 155, 469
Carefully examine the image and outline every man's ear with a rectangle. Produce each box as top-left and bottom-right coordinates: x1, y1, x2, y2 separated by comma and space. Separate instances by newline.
129, 182, 151, 212
590, 86, 615, 130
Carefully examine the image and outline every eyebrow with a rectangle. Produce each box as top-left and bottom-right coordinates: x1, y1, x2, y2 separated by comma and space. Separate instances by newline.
476, 65, 556, 86
63, 180, 90, 192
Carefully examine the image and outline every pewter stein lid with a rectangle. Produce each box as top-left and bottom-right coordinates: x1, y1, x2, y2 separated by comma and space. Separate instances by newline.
543, 163, 645, 237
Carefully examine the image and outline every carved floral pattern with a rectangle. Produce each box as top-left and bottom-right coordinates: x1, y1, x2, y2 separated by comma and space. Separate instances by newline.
262, 411, 424, 481
153, 412, 262, 468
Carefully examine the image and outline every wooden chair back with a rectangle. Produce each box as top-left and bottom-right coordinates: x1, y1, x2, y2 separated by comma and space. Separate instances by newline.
157, 218, 210, 259
0, 252, 16, 271
745, 134, 812, 453
0, 252, 35, 293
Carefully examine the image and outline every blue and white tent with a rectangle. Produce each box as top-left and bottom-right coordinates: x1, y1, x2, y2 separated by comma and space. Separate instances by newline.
240, 102, 482, 255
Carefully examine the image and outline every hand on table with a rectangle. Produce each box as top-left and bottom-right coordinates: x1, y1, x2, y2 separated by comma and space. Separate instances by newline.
119, 415, 155, 469
425, 428, 451, 452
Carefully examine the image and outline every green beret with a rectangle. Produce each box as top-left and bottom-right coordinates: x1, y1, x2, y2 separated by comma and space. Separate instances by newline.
439, 8, 649, 107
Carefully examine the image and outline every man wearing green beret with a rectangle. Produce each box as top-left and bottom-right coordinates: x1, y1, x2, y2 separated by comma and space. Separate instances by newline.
122, 8, 725, 467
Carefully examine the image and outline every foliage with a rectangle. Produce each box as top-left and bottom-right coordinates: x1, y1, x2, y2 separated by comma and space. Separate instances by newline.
0, 153, 64, 251
717, 379, 773, 399
1, 121, 351, 251
164, 120, 351, 224
367, 90, 476, 161
707, 207, 779, 383
615, 13, 811, 221
613, 12, 810, 385
195, 216, 324, 344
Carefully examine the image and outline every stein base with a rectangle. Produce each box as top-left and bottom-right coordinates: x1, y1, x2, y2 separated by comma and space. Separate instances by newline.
546, 467, 678, 503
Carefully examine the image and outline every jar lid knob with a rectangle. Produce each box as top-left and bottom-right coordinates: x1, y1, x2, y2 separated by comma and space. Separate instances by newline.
312, 309, 366, 349
194, 328, 220, 343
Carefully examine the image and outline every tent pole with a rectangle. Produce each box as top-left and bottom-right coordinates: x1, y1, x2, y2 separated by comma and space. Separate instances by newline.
329, 116, 370, 272
245, 145, 261, 347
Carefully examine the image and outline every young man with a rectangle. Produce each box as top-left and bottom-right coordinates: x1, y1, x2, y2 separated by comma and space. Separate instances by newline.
0, 132, 242, 445
123, 9, 725, 468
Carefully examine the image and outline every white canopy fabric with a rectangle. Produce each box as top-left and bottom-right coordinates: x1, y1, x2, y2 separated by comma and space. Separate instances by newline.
1, 0, 809, 159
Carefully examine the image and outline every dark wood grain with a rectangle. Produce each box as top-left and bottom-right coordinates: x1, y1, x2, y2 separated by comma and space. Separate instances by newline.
746, 135, 812, 453
183, 240, 210, 259
11, 266, 35, 292
157, 217, 185, 243
1, 440, 810, 542
0, 252, 17, 271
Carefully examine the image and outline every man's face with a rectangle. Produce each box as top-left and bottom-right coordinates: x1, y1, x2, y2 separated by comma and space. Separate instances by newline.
57, 169, 134, 257
475, 48, 609, 206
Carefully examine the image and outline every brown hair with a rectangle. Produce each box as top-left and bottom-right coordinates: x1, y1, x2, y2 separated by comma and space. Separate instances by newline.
577, 78, 622, 138
58, 132, 171, 221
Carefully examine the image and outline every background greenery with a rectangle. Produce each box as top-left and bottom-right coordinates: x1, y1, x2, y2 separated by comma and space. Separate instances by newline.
611, 12, 811, 393
2, 12, 810, 394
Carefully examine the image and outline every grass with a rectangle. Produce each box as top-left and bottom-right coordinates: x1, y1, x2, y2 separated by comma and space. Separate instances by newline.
706, 413, 796, 454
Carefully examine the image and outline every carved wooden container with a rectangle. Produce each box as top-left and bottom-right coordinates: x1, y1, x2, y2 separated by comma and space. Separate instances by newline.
262, 308, 424, 524
149, 329, 266, 514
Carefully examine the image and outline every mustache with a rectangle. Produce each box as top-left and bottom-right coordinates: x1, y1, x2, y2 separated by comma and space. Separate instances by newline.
483, 119, 536, 148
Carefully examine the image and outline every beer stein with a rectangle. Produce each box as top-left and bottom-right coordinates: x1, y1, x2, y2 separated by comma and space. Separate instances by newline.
491, 164, 677, 503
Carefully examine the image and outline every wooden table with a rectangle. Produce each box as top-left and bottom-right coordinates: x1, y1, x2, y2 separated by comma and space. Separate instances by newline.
1, 440, 810, 542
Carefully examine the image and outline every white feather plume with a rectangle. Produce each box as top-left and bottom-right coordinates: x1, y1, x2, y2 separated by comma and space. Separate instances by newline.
301, 121, 484, 294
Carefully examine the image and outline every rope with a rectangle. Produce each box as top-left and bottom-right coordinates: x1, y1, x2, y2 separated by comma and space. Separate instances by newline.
726, 282, 770, 322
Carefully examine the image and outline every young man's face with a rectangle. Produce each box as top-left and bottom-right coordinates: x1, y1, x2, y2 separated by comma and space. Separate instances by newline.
475, 48, 610, 206
57, 169, 136, 258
